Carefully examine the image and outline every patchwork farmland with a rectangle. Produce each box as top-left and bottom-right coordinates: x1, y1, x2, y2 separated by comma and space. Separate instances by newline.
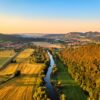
0, 48, 49, 100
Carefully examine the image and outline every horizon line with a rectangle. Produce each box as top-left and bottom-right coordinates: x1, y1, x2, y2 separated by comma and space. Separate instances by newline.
0, 31, 100, 35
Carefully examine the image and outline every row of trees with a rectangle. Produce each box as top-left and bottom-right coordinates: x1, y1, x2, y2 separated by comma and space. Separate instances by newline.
30, 47, 49, 64
59, 45, 100, 100
32, 47, 50, 100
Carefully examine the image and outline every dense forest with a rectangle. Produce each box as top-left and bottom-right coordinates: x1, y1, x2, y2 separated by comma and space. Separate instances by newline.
59, 45, 100, 100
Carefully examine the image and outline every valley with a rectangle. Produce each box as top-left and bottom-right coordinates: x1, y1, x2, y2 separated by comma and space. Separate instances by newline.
0, 38, 99, 100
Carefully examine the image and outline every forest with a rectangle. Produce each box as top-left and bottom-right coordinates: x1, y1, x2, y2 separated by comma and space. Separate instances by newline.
59, 45, 100, 100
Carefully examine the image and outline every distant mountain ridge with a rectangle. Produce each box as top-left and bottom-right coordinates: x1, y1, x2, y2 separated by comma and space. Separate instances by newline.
42, 32, 100, 42
0, 32, 100, 42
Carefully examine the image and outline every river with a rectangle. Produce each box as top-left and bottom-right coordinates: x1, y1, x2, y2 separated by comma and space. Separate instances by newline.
44, 51, 59, 100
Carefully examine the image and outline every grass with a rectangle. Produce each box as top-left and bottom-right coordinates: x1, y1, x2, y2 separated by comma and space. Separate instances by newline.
0, 50, 16, 68
0, 57, 10, 68
53, 58, 87, 100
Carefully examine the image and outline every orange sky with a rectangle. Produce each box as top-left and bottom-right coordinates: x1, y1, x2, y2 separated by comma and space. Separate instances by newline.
0, 15, 100, 34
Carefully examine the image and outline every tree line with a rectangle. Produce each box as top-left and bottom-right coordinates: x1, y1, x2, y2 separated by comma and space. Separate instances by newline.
59, 45, 100, 100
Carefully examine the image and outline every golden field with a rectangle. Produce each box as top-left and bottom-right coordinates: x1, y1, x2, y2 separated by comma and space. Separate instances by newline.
0, 63, 18, 75
0, 63, 45, 75
0, 75, 42, 100
15, 49, 34, 62
0, 50, 15, 57
0, 48, 47, 100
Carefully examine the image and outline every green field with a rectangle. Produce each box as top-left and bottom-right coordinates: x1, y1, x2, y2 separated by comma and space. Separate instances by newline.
53, 58, 87, 100
0, 50, 16, 69
0, 57, 10, 68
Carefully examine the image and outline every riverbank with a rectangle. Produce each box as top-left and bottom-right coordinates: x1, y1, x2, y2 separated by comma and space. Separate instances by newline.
52, 56, 87, 100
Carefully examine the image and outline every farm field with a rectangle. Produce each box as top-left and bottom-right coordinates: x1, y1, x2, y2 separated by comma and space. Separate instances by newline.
33, 42, 63, 48
0, 48, 48, 100
53, 57, 87, 100
0, 69, 44, 100
0, 58, 10, 67
0, 63, 45, 75
0, 50, 15, 57
15, 48, 34, 62
0, 50, 16, 68
0, 76, 36, 100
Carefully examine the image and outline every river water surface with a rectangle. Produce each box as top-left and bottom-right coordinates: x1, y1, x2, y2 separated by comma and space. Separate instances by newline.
44, 51, 58, 100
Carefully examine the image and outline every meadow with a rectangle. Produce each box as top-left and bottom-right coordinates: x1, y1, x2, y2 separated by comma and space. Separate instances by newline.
53, 57, 87, 100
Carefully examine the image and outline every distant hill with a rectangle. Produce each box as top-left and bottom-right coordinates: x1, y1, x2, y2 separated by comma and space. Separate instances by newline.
0, 33, 53, 43
42, 32, 100, 42
0, 33, 21, 41
42, 34, 66, 41
0, 32, 100, 43
65, 32, 100, 42
65, 32, 100, 38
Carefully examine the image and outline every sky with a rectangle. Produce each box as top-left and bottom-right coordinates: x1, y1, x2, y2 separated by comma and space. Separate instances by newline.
0, 0, 100, 34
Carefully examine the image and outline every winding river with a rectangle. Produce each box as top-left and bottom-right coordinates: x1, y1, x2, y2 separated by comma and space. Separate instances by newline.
44, 51, 58, 100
